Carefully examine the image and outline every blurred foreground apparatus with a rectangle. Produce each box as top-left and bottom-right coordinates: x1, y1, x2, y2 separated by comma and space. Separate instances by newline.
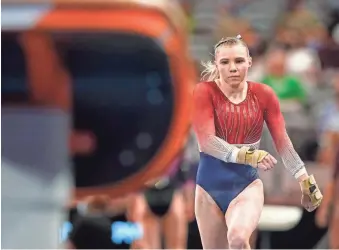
1, 0, 195, 248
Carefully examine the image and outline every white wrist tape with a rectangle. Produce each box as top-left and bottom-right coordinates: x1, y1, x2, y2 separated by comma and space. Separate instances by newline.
230, 147, 240, 163
294, 167, 308, 179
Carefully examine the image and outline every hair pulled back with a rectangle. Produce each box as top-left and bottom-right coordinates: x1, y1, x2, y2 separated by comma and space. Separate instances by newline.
201, 35, 248, 81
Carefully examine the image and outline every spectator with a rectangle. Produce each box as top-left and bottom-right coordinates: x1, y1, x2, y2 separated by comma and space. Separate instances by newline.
317, 73, 339, 136
285, 46, 322, 89
261, 46, 307, 107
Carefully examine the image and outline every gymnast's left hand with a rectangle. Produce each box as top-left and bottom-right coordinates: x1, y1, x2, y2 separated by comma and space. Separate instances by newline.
299, 175, 323, 212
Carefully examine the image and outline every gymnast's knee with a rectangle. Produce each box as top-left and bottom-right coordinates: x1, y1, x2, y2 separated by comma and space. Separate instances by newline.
228, 229, 249, 249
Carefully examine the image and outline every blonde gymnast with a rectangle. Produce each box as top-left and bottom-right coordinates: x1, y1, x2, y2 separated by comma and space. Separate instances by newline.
193, 35, 323, 249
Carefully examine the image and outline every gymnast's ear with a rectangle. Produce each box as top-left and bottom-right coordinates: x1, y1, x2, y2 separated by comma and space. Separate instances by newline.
248, 56, 252, 68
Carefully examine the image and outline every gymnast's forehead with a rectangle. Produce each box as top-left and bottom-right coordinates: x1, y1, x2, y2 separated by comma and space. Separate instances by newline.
215, 44, 249, 60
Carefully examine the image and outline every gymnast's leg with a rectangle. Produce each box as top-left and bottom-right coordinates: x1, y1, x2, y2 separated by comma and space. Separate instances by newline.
162, 190, 188, 249
128, 193, 161, 249
226, 179, 264, 250
195, 185, 229, 249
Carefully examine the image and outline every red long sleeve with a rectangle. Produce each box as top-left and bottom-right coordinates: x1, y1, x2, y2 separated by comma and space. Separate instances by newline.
192, 82, 216, 145
261, 85, 305, 175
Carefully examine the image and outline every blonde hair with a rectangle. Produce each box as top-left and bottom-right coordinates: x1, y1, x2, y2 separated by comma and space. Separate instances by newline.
201, 35, 249, 81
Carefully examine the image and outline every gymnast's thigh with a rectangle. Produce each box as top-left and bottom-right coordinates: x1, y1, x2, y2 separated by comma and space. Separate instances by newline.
195, 184, 228, 249
128, 193, 160, 249
162, 191, 187, 249
225, 179, 264, 240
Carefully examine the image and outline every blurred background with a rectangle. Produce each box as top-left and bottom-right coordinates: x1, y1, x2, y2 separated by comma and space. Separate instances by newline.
1, 0, 339, 249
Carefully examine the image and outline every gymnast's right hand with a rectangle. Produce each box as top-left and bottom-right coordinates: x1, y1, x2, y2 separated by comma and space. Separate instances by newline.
236, 146, 277, 170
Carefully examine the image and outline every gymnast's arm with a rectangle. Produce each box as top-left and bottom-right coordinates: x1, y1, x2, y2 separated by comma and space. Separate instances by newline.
264, 87, 309, 181
192, 83, 240, 163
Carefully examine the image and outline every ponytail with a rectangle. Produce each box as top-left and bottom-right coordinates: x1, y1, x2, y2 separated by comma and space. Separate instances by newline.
201, 60, 219, 81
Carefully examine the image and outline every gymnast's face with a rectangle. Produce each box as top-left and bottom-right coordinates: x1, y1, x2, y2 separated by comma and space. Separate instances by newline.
215, 44, 252, 88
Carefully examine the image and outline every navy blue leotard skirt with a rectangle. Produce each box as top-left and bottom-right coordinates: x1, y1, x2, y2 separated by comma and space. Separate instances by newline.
196, 152, 259, 214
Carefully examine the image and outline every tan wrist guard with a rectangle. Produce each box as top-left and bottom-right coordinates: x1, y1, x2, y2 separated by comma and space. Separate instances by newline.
236, 146, 268, 168
299, 175, 323, 207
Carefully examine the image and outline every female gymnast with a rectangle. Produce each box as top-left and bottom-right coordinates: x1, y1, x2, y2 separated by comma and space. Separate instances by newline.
192, 35, 323, 249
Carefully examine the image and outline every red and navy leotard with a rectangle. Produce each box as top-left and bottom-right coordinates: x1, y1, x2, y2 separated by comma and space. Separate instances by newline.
193, 81, 304, 213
